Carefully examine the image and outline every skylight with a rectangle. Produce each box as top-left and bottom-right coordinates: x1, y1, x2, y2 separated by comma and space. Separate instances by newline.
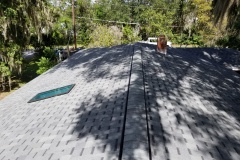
28, 84, 75, 103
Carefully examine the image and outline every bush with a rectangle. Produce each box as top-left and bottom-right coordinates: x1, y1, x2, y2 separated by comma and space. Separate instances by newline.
216, 36, 240, 49
122, 25, 141, 44
88, 25, 122, 48
36, 46, 56, 60
43, 47, 56, 59
36, 57, 55, 75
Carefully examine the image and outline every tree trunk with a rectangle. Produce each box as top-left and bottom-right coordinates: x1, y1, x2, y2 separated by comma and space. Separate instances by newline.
188, 28, 191, 39
1, 76, 5, 91
8, 76, 11, 91
18, 64, 22, 77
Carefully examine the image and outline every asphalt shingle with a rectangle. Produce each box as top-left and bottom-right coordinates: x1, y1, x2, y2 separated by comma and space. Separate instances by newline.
0, 43, 240, 160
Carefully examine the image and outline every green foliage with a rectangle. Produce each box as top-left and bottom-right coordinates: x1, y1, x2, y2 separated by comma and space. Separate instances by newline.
0, 0, 55, 90
0, 43, 22, 74
139, 1, 176, 38
36, 57, 55, 75
0, 62, 12, 91
34, 46, 56, 62
77, 20, 92, 47
42, 47, 55, 59
21, 61, 38, 82
0, 62, 11, 77
172, 32, 204, 47
1, 0, 238, 71
52, 0, 222, 47
94, 3, 108, 20
88, 25, 122, 48
122, 25, 140, 44
0, 42, 23, 91
73, 0, 93, 47
0, 0, 53, 46
30, 29, 70, 49
216, 36, 240, 49
216, 37, 228, 47
212, 0, 240, 24
214, 4, 240, 49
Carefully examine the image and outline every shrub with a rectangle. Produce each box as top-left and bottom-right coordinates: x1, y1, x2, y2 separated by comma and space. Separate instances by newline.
88, 25, 122, 48
36, 57, 55, 75
122, 25, 140, 44
36, 46, 56, 60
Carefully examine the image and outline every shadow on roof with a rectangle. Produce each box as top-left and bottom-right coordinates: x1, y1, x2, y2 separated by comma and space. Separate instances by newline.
141, 43, 240, 160
41, 43, 240, 159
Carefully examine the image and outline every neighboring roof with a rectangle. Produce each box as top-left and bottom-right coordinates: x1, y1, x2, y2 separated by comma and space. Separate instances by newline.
0, 43, 240, 160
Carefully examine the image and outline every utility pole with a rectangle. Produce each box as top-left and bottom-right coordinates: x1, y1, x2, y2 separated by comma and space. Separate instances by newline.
72, 0, 77, 49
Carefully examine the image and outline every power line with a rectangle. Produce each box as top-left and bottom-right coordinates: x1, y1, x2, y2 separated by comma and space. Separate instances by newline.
77, 17, 184, 28
77, 16, 139, 25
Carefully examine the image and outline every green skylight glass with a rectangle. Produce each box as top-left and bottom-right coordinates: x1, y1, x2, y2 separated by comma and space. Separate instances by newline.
28, 84, 75, 103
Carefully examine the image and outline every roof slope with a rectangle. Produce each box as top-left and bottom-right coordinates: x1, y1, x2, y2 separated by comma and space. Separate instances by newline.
0, 43, 240, 160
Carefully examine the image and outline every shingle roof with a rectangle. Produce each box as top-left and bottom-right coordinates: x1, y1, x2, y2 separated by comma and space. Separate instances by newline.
0, 43, 240, 160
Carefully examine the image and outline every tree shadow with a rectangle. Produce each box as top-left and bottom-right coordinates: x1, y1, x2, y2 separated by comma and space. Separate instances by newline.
70, 90, 126, 160
37, 43, 240, 160
45, 45, 132, 83
40, 44, 154, 160
141, 44, 240, 160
